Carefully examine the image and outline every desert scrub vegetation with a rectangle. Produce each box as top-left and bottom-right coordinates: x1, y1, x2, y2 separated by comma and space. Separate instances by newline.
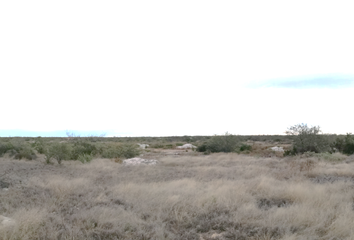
70, 140, 99, 160
2, 153, 354, 239
25, 138, 142, 163
1, 131, 351, 164
197, 132, 239, 153
284, 124, 354, 159
0, 138, 142, 164
98, 142, 140, 159
331, 133, 354, 155
237, 143, 252, 153
31, 137, 46, 154
42, 141, 140, 164
196, 134, 277, 156
285, 123, 331, 155
0, 141, 13, 157
77, 153, 94, 163
46, 142, 72, 164
0, 139, 36, 160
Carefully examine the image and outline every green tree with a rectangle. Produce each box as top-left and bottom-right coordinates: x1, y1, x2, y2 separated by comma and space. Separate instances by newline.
285, 123, 330, 155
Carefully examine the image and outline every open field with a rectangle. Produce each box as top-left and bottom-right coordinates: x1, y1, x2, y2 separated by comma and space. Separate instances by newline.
1, 147, 354, 239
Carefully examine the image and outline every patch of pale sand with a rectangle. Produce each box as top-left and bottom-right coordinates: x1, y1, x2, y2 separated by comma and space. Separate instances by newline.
0, 215, 15, 228
123, 158, 158, 166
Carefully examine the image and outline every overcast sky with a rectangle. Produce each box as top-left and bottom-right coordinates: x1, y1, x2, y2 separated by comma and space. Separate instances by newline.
1, 0, 353, 137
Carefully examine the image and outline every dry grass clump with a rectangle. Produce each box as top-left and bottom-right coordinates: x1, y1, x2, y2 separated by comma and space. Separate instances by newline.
1, 153, 354, 239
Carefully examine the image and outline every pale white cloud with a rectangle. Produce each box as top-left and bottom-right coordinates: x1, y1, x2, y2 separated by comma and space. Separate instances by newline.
1, 0, 353, 136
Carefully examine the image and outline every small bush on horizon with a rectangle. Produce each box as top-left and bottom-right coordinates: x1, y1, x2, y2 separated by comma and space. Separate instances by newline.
285, 123, 330, 155
71, 140, 99, 160
183, 135, 193, 143
100, 143, 140, 159
197, 132, 239, 153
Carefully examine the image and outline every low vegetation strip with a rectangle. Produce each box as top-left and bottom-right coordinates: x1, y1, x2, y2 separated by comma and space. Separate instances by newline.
1, 123, 353, 163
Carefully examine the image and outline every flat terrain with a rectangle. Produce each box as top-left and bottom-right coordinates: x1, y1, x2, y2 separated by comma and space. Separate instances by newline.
1, 151, 354, 240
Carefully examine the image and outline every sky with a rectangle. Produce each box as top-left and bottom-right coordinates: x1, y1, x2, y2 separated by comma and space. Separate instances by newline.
1, 0, 353, 137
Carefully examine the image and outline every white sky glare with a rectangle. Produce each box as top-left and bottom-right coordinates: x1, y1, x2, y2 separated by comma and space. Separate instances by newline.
1, 0, 353, 137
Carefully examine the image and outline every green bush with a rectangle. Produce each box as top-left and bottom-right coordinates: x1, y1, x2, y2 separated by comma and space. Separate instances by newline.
71, 140, 98, 160
78, 153, 94, 163
150, 144, 164, 149
43, 147, 54, 164
49, 143, 72, 164
239, 144, 252, 152
197, 132, 238, 153
32, 137, 46, 154
285, 123, 330, 155
331, 133, 354, 155
163, 144, 173, 149
101, 143, 140, 159
1, 139, 37, 160
5, 139, 23, 156
197, 143, 208, 153
0, 141, 12, 157
41, 140, 98, 163
183, 136, 193, 143
117, 144, 140, 158
14, 146, 37, 160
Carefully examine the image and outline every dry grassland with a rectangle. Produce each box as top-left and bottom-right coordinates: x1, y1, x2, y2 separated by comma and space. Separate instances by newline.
1, 153, 354, 239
